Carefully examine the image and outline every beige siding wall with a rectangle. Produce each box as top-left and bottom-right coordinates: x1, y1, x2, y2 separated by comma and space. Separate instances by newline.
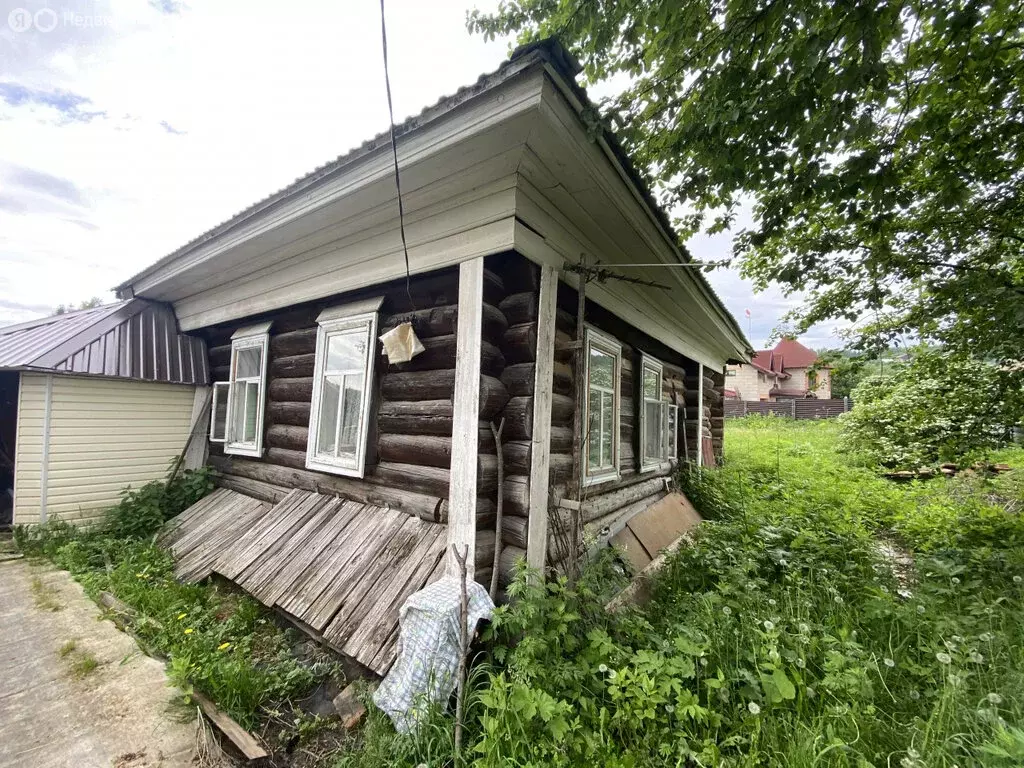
14, 374, 196, 527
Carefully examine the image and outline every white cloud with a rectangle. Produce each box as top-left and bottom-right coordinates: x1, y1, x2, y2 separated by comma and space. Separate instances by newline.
0, 0, 845, 352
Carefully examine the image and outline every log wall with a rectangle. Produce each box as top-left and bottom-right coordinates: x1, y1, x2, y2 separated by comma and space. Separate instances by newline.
708, 368, 725, 464
203, 265, 508, 533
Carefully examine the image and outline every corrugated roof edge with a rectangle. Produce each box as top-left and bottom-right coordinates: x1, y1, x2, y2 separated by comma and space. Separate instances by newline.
114, 37, 750, 359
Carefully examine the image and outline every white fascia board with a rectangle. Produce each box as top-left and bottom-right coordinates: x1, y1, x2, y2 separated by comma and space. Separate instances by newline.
128, 69, 547, 301
534, 70, 750, 360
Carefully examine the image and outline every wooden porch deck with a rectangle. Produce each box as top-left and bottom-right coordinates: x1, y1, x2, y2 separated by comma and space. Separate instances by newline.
160, 488, 447, 674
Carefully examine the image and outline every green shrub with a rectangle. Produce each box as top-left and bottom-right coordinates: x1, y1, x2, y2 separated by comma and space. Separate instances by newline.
839, 349, 1019, 468
103, 463, 213, 539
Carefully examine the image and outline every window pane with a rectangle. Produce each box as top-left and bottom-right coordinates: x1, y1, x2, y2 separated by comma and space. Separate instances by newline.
588, 389, 601, 470
229, 381, 251, 444
234, 346, 262, 379
243, 381, 260, 442
211, 383, 228, 441
643, 366, 660, 399
644, 401, 662, 461
317, 377, 341, 456
667, 405, 677, 459
326, 331, 366, 372
338, 374, 364, 454
601, 392, 613, 467
589, 347, 614, 390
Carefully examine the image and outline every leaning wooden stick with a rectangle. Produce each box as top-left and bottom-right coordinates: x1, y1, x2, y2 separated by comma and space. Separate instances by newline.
452, 543, 470, 760
489, 418, 505, 600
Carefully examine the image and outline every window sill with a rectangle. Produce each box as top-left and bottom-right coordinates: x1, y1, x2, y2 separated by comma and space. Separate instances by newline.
225, 443, 262, 458
305, 456, 365, 479
583, 471, 620, 489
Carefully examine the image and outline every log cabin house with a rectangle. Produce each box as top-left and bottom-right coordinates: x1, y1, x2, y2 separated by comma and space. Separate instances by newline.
115, 40, 750, 670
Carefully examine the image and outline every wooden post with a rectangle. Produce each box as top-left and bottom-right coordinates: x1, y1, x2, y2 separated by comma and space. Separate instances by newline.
570, 271, 587, 496
791, 398, 797, 419
527, 265, 558, 575
452, 544, 469, 759
447, 258, 484, 576
696, 364, 704, 468
742, 400, 748, 417
490, 418, 505, 600
844, 396, 850, 412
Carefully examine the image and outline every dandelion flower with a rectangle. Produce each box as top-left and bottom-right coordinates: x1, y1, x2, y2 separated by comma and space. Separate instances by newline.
768, 598, 777, 606
796, 658, 806, 669
936, 652, 952, 664
910, 689, 920, 700
177, 613, 186, 620
951, 577, 960, 585
917, 604, 926, 614
598, 664, 608, 673
218, 642, 231, 651
1014, 575, 1022, 584
779, 559, 789, 567
987, 692, 1003, 705
884, 658, 896, 668
184, 628, 194, 635
723, 606, 732, 616
970, 652, 984, 664
748, 702, 761, 715
764, 620, 775, 631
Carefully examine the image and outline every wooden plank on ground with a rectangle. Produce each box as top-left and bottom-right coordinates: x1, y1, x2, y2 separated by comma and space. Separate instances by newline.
262, 500, 366, 608
322, 516, 427, 647
626, 492, 703, 558
609, 525, 652, 572
168, 493, 250, 558
303, 510, 409, 631
276, 503, 385, 620
336, 525, 446, 663
238, 496, 344, 601
231, 493, 333, 591
176, 498, 274, 582
193, 691, 268, 761
158, 489, 230, 544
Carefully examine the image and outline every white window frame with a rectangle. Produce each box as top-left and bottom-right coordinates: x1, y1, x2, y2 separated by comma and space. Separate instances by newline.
639, 355, 665, 472
222, 323, 271, 458
209, 381, 230, 443
582, 326, 621, 487
305, 297, 383, 478
666, 403, 679, 462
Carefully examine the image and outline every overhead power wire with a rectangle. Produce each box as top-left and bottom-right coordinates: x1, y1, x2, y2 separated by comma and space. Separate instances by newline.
379, 0, 415, 310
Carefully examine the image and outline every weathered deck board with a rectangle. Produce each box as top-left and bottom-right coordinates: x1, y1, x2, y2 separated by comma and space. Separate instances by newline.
162, 488, 446, 674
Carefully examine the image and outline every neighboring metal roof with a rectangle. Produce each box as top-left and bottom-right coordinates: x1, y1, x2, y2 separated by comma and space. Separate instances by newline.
0, 300, 208, 384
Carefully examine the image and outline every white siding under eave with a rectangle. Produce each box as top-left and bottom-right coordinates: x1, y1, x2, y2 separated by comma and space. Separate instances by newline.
13, 373, 196, 527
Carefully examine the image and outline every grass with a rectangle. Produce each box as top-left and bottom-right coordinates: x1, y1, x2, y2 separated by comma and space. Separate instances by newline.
339, 416, 1024, 767
30, 575, 62, 612
58, 639, 78, 657
69, 650, 100, 679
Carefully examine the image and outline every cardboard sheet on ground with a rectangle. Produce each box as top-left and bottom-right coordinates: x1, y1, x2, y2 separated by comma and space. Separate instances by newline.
374, 576, 494, 733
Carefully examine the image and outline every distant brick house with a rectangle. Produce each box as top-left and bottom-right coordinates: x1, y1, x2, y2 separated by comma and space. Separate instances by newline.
725, 339, 831, 400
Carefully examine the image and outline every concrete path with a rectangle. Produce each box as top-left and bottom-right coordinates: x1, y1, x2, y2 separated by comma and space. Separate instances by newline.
0, 560, 199, 768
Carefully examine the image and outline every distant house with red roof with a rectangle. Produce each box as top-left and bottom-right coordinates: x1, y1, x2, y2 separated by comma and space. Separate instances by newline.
725, 339, 831, 400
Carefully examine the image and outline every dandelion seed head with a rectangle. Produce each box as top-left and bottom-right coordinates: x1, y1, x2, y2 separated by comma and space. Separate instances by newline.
987, 692, 1003, 705
748, 702, 761, 715
768, 598, 777, 606
970, 652, 984, 664
598, 663, 608, 673
764, 620, 775, 631
723, 606, 732, 615
936, 652, 952, 664
951, 577, 961, 585
917, 604, 926, 614
1014, 575, 1022, 584
884, 658, 896, 668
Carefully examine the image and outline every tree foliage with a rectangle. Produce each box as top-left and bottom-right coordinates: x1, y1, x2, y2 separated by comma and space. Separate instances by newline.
468, 1, 1024, 362
839, 349, 1019, 467
55, 297, 104, 315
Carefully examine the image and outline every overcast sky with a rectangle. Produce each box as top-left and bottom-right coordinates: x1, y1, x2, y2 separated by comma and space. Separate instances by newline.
0, 0, 845, 350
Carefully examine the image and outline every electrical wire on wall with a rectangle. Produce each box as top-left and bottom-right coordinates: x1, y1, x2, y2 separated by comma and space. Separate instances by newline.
379, 0, 415, 309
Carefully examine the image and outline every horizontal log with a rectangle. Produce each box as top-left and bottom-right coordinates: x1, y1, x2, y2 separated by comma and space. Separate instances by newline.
270, 377, 313, 403
370, 461, 450, 498
503, 475, 530, 518
501, 515, 562, 559
380, 373, 509, 419
503, 442, 573, 481
474, 568, 494, 588
584, 491, 668, 540
381, 303, 508, 345
502, 394, 575, 441
502, 323, 537, 365
214, 473, 290, 504
580, 477, 669, 524
378, 433, 500, 468
389, 335, 504, 377
268, 400, 310, 427
384, 267, 505, 312
271, 353, 316, 378
495, 257, 539, 294
208, 454, 442, 519
500, 362, 573, 397
432, 498, 496, 528
498, 545, 527, 587
498, 292, 538, 326
271, 328, 318, 358
266, 423, 308, 452
475, 531, 496, 569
